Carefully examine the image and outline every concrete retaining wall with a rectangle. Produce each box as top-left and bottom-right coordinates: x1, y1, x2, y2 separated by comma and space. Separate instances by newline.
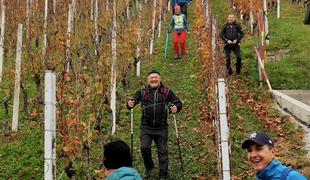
272, 90, 310, 126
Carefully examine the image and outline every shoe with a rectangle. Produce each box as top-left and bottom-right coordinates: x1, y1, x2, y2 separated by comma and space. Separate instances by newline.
144, 168, 152, 179
174, 54, 178, 59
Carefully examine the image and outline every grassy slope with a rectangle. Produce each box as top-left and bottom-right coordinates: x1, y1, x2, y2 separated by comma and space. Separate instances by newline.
0, 3, 217, 179
265, 2, 310, 89
212, 0, 310, 178
1, 1, 309, 179
113, 4, 218, 179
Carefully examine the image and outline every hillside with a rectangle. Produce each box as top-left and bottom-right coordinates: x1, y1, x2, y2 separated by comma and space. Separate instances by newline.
0, 0, 309, 179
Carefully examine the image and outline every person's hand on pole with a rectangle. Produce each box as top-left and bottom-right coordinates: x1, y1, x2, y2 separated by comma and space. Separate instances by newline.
167, 29, 171, 33
170, 104, 177, 114
232, 39, 237, 44
128, 99, 135, 108
227, 40, 233, 44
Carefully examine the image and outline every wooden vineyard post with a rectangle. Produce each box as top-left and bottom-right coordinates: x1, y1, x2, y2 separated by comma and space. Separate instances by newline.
0, 5, 5, 83
111, 0, 117, 135
12, 24, 23, 132
149, 0, 157, 55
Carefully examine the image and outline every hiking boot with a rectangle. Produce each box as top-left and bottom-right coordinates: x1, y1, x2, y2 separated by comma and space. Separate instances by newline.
144, 168, 153, 179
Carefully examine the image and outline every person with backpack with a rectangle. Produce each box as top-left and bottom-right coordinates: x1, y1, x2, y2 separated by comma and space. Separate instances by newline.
168, 5, 189, 59
220, 14, 244, 75
171, 0, 191, 18
242, 132, 308, 180
127, 69, 182, 180
103, 140, 142, 180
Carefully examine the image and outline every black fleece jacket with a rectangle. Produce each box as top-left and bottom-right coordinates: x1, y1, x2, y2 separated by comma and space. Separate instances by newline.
127, 83, 182, 128
220, 22, 244, 45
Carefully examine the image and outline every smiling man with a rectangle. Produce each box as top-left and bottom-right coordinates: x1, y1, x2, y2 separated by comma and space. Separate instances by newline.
242, 132, 308, 180
127, 69, 182, 180
220, 14, 244, 75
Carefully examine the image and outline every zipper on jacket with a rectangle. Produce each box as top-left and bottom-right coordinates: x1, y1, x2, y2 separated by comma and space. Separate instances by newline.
153, 88, 158, 126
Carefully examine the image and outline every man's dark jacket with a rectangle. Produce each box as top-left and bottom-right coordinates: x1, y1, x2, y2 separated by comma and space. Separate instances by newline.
127, 83, 182, 128
220, 22, 244, 45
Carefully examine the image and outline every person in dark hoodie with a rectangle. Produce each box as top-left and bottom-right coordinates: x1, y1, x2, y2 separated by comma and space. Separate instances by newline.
127, 69, 182, 180
103, 140, 142, 180
168, 4, 189, 59
220, 14, 244, 75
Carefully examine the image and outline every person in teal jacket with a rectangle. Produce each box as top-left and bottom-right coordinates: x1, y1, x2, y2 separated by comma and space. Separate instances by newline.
103, 140, 142, 180
168, 5, 189, 59
106, 167, 141, 180
242, 132, 308, 180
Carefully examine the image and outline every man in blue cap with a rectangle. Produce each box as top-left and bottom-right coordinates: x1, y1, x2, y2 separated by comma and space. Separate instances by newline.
242, 132, 308, 180
127, 69, 182, 180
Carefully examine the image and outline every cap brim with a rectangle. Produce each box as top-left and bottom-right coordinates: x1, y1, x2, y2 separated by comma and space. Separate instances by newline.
242, 139, 264, 149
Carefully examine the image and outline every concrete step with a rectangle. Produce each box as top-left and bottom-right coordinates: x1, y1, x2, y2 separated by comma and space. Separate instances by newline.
272, 90, 310, 127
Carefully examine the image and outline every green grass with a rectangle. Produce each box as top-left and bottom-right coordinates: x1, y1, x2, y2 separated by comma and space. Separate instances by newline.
264, 2, 310, 89
0, 123, 43, 179
110, 4, 218, 178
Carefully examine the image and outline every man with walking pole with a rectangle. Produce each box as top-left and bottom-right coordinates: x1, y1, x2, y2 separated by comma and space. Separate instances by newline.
127, 69, 182, 180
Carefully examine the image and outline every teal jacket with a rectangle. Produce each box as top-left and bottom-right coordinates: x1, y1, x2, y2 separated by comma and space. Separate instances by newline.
106, 167, 142, 180
169, 14, 189, 32
256, 159, 308, 180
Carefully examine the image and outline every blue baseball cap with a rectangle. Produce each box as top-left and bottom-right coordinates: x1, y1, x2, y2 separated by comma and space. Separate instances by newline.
242, 132, 274, 149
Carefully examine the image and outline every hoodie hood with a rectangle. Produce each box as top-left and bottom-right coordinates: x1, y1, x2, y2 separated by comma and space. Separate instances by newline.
106, 167, 142, 180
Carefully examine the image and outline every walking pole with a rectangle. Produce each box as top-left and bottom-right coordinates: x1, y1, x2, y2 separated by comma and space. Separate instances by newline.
130, 108, 134, 159
173, 114, 184, 172
164, 31, 169, 59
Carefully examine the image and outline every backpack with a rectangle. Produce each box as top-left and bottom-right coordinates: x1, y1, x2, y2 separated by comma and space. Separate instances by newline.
140, 86, 170, 107
280, 168, 292, 180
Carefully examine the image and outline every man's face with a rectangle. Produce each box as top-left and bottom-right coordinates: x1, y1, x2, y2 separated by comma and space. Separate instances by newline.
227, 15, 235, 24
147, 73, 161, 88
247, 143, 275, 172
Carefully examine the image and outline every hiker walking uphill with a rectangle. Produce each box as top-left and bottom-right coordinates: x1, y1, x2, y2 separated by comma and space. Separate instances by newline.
242, 132, 308, 180
127, 69, 182, 180
220, 14, 244, 75
168, 5, 189, 59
